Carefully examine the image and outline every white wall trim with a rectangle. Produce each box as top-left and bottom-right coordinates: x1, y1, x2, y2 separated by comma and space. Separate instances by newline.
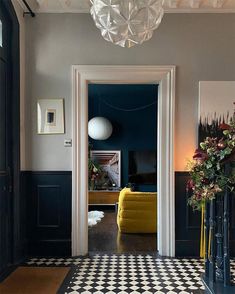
72, 65, 176, 257
32, 0, 235, 14
35, 9, 235, 14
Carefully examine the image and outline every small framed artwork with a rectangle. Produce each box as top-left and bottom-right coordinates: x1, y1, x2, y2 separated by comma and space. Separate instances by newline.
90, 150, 121, 190
37, 99, 65, 134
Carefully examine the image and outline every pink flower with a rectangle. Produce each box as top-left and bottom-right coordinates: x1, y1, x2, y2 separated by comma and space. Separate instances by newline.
193, 149, 208, 162
217, 139, 226, 150
219, 123, 230, 130
195, 193, 202, 200
186, 179, 195, 191
202, 178, 209, 185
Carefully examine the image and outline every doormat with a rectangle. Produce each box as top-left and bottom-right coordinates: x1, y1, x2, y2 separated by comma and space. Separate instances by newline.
0, 266, 70, 294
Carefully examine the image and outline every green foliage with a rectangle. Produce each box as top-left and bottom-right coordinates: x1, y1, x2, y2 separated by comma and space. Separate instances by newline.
187, 120, 235, 210
88, 143, 101, 183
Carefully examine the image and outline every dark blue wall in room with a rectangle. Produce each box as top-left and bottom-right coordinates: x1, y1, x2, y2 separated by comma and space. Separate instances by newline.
88, 84, 158, 192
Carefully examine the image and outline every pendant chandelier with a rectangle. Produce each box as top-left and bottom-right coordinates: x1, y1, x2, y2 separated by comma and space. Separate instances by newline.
88, 117, 113, 140
90, 0, 164, 48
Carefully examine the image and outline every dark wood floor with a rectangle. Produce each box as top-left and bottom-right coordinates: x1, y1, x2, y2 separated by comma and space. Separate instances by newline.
88, 209, 157, 253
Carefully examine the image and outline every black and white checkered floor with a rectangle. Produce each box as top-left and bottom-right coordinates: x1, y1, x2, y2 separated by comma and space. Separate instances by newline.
26, 254, 235, 293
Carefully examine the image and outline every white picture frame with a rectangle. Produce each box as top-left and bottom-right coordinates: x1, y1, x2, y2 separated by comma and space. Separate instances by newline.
37, 99, 65, 134
199, 81, 235, 125
90, 150, 121, 189
198, 81, 235, 142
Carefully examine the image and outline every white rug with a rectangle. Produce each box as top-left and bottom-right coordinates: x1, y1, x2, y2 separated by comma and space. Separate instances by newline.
88, 211, 104, 227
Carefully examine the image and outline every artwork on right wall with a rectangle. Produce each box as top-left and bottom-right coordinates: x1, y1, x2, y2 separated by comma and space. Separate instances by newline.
198, 81, 235, 144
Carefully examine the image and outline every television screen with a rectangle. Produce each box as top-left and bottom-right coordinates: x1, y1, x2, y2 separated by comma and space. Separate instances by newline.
128, 150, 157, 185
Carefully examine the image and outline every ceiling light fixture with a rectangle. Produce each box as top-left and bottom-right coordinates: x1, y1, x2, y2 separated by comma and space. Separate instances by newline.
90, 0, 164, 48
88, 117, 113, 140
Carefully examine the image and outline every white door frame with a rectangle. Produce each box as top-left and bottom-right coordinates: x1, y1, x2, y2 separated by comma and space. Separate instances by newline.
72, 65, 176, 257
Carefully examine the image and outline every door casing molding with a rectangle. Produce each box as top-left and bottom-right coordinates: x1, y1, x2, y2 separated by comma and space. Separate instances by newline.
72, 65, 176, 256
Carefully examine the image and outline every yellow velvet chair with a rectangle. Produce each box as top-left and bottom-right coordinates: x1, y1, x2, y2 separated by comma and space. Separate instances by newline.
117, 188, 157, 233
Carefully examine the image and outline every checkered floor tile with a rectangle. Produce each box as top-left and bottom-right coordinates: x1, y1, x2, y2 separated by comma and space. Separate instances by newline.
26, 254, 235, 293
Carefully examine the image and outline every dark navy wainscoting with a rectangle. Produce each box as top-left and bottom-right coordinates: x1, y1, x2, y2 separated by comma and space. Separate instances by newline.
175, 172, 235, 257
22, 171, 72, 256
175, 172, 201, 256
21, 171, 235, 257
88, 84, 158, 192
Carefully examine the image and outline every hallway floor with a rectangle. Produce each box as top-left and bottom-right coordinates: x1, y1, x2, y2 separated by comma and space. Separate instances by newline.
11, 210, 235, 293
26, 254, 210, 293
88, 209, 157, 253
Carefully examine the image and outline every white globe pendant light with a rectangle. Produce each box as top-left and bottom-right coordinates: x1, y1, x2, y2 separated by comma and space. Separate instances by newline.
88, 117, 113, 140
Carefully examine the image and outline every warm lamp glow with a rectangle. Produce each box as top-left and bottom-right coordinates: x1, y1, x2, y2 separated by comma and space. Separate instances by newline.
176, 145, 196, 171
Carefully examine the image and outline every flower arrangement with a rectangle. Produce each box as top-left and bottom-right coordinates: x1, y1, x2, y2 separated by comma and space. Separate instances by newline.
88, 158, 101, 190
187, 120, 235, 211
88, 158, 100, 179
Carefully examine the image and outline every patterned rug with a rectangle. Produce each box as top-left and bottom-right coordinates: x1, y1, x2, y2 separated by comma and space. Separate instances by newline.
25, 254, 235, 294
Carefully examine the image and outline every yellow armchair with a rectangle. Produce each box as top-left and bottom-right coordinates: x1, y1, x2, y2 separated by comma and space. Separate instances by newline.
117, 188, 157, 233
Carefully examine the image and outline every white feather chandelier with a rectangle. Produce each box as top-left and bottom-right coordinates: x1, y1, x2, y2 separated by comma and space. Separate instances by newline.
90, 0, 164, 48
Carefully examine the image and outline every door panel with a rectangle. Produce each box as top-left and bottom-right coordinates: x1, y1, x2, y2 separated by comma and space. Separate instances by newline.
0, 59, 6, 170
0, 3, 12, 275
0, 177, 10, 274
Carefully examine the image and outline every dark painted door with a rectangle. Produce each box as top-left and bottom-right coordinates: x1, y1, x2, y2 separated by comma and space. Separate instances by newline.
0, 4, 13, 274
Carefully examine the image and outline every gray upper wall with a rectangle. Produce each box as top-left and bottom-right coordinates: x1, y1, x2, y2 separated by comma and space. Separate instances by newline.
25, 13, 235, 171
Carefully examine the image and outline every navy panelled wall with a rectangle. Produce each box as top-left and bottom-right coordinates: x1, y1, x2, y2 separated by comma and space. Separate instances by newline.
23, 171, 72, 256
88, 84, 158, 192
175, 172, 201, 256
22, 171, 235, 256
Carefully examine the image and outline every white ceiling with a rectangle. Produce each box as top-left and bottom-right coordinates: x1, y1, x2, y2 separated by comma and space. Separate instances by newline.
18, 0, 235, 13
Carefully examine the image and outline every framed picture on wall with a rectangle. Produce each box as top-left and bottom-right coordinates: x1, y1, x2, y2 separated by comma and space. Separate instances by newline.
198, 81, 235, 143
37, 99, 65, 134
89, 150, 121, 190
